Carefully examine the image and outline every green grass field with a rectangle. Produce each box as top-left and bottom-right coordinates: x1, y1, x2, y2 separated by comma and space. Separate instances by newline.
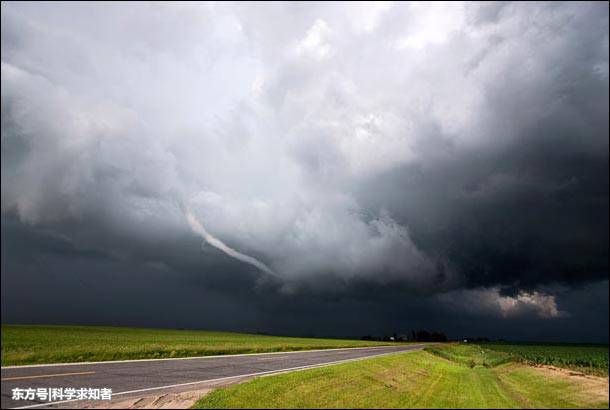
0, 325, 394, 366
193, 345, 609, 409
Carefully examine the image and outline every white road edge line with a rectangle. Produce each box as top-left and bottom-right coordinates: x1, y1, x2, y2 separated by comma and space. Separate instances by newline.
1, 344, 417, 369
10, 346, 423, 409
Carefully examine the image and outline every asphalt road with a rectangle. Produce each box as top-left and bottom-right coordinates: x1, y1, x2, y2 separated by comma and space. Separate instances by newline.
1, 344, 425, 409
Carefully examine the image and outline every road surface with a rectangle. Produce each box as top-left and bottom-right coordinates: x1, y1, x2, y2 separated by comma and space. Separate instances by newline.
1, 344, 425, 409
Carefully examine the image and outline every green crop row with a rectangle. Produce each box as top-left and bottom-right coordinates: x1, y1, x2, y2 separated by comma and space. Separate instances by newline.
425, 342, 608, 376
481, 343, 608, 375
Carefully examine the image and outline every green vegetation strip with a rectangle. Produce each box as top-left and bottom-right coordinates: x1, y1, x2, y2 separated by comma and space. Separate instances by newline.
1, 325, 394, 366
425, 344, 513, 368
193, 348, 609, 409
427, 343, 608, 376
482, 342, 609, 376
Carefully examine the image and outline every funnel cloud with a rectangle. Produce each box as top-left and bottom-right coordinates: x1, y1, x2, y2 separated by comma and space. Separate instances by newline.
184, 207, 277, 277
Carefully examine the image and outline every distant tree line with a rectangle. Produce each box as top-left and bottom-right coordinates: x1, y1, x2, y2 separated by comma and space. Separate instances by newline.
411, 330, 447, 342
361, 329, 448, 342
461, 337, 490, 343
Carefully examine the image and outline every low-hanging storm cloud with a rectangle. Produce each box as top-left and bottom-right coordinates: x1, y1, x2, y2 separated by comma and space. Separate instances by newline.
1, 2, 608, 341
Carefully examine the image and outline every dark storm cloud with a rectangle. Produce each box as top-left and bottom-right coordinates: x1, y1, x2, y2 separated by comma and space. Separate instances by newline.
1, 2, 608, 340
3, 212, 607, 342
358, 121, 609, 293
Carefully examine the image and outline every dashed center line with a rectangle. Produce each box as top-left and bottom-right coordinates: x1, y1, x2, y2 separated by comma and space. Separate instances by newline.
1, 371, 96, 381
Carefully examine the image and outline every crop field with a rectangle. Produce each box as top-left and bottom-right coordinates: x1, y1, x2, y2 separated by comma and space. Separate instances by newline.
482, 343, 609, 376
427, 343, 608, 376
194, 347, 609, 409
0, 325, 394, 366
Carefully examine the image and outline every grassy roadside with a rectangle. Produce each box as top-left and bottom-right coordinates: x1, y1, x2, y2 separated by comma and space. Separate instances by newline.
1, 324, 396, 366
425, 343, 513, 368
192, 345, 609, 409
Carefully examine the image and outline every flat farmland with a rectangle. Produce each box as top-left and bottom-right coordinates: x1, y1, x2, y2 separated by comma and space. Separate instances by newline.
0, 325, 394, 366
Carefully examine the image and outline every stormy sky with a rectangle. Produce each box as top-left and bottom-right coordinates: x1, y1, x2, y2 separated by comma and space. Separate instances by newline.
1, 2, 608, 342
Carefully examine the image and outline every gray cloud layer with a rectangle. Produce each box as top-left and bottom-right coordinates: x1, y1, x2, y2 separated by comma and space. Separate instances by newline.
1, 2, 608, 340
